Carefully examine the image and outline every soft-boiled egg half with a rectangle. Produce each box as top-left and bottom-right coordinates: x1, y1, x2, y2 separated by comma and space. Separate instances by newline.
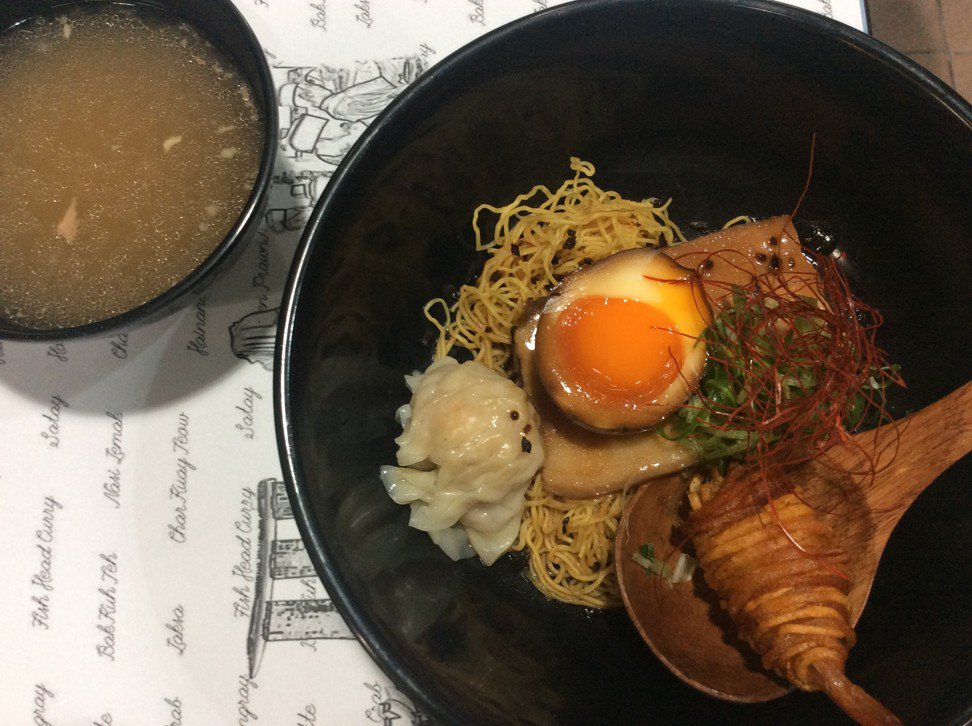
534, 248, 711, 433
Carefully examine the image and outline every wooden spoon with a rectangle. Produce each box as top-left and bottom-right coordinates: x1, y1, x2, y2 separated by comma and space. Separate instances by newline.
615, 381, 972, 702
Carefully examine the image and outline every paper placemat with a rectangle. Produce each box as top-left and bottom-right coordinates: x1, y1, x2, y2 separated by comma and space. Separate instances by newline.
0, 1, 866, 723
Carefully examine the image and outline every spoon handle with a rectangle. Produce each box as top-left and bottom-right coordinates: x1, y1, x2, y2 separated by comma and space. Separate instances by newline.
857, 380, 972, 519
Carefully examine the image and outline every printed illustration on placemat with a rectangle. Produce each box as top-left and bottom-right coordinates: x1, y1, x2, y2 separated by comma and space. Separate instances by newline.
246, 478, 354, 678
364, 680, 431, 726
268, 56, 427, 233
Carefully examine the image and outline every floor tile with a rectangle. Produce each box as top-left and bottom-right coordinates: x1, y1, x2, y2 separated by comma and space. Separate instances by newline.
868, 0, 948, 52
906, 51, 956, 85
950, 51, 972, 99
940, 0, 972, 52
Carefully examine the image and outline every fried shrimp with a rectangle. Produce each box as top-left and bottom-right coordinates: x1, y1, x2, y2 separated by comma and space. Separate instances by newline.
689, 470, 900, 726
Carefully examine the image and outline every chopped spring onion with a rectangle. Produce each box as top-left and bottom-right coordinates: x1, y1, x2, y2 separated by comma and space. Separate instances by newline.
663, 285, 899, 468
632, 543, 697, 584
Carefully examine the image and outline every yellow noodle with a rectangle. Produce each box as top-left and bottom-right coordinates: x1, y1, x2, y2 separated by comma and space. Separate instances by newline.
425, 158, 684, 607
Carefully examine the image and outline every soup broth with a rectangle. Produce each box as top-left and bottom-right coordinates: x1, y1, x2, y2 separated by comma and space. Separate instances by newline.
0, 4, 263, 329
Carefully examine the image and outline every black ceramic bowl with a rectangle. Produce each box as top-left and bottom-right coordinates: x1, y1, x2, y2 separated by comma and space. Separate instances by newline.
0, 0, 277, 340
277, 2, 972, 724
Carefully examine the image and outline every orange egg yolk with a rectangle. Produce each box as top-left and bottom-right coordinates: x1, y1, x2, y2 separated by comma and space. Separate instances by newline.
555, 295, 684, 404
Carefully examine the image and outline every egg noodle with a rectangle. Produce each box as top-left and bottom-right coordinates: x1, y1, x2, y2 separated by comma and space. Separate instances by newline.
425, 158, 684, 607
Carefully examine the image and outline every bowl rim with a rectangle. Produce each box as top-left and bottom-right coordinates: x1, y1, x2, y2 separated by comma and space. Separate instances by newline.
0, 0, 279, 341
275, 1, 971, 722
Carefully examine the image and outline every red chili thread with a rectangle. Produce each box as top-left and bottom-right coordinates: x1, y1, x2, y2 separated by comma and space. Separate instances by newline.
678, 135, 904, 577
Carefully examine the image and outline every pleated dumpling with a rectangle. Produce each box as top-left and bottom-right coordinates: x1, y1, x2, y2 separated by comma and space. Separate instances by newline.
380, 357, 544, 564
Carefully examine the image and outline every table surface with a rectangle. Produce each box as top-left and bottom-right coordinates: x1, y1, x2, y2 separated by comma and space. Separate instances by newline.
0, 1, 867, 724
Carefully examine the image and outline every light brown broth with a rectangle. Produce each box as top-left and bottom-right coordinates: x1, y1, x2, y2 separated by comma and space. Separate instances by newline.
0, 4, 263, 329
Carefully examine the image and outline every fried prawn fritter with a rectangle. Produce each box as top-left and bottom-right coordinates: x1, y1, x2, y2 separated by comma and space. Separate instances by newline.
689, 472, 900, 726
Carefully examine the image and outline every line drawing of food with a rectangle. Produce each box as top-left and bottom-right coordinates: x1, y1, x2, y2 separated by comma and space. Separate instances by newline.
247, 477, 354, 679
230, 308, 279, 371
276, 57, 425, 168
364, 680, 432, 726
230, 57, 428, 362
245, 482, 429, 722
265, 56, 426, 233
266, 168, 329, 232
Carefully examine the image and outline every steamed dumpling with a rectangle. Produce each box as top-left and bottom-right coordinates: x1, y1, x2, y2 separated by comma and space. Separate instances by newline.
380, 357, 544, 565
